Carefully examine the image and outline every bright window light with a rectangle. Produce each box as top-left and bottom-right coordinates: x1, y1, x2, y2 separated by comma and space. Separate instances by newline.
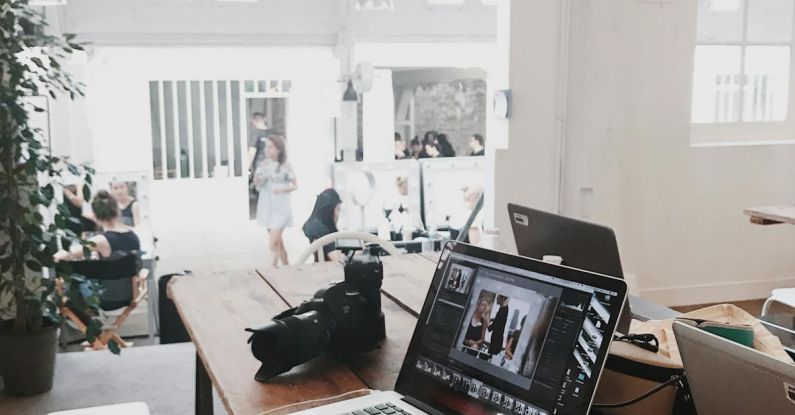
692, 0, 794, 125
710, 0, 741, 11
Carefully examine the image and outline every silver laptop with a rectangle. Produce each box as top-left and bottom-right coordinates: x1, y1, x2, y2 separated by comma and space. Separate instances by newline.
673, 321, 795, 415
294, 242, 628, 415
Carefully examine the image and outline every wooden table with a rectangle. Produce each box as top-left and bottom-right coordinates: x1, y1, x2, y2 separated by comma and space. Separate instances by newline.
169, 252, 678, 415
744, 205, 795, 225
169, 254, 438, 415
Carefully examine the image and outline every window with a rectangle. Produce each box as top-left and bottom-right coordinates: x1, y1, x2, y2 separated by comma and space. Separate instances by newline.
148, 79, 290, 180
692, 0, 794, 125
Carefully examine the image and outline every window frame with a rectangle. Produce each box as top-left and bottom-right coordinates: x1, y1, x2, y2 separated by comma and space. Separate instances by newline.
691, 0, 795, 146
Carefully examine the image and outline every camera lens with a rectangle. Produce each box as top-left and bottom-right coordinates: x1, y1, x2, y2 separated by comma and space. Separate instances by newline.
247, 310, 335, 381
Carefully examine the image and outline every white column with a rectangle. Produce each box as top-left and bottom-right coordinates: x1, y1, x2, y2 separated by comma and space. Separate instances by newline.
493, 0, 568, 249
362, 69, 395, 162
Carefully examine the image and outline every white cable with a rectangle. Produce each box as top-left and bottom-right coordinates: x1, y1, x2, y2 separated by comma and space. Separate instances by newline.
295, 231, 401, 265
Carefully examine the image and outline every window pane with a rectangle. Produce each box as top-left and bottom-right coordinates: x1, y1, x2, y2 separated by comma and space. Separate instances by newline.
697, 0, 745, 42
747, 0, 793, 42
149, 82, 163, 180
163, 81, 177, 178
742, 46, 790, 121
177, 81, 190, 178
692, 45, 743, 123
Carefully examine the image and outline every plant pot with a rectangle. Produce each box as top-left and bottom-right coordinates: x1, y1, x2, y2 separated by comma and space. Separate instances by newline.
0, 320, 59, 396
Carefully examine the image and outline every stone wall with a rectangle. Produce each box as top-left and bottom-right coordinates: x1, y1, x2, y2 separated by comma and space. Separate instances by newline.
412, 79, 487, 156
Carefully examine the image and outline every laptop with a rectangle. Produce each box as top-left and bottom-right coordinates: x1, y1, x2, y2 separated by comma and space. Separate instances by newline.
293, 241, 628, 415
507, 203, 632, 334
673, 321, 795, 415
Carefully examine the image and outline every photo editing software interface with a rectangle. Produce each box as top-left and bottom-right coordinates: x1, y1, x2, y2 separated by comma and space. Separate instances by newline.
407, 253, 619, 415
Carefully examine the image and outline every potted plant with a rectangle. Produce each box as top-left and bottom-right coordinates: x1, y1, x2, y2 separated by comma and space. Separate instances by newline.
0, 0, 117, 396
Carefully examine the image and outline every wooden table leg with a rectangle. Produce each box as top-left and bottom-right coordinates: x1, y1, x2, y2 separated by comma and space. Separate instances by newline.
196, 353, 214, 415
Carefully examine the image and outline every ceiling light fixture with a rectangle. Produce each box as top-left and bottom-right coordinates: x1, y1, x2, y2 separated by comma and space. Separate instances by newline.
342, 80, 358, 102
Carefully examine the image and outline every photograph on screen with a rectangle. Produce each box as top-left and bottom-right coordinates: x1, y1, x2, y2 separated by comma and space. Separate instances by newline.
449, 270, 561, 389
444, 264, 474, 295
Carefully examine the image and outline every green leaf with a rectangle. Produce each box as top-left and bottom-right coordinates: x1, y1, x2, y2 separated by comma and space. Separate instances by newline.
82, 184, 91, 201
54, 213, 67, 228
86, 319, 102, 343
30, 57, 45, 68
41, 184, 54, 202
25, 260, 42, 272
0, 198, 14, 217
108, 340, 121, 355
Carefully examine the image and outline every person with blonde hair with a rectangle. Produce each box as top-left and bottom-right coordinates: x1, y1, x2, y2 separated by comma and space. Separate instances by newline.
254, 134, 297, 267
463, 297, 492, 351
110, 181, 140, 227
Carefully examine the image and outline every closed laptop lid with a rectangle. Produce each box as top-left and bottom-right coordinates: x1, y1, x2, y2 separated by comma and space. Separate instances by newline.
673, 321, 795, 415
508, 203, 624, 280
395, 242, 628, 415
507, 203, 632, 335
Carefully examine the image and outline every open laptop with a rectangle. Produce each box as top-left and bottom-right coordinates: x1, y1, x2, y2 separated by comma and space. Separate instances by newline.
507, 203, 632, 334
294, 241, 628, 415
673, 321, 795, 415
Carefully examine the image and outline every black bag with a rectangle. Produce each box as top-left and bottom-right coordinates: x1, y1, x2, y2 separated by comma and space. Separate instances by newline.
158, 272, 192, 344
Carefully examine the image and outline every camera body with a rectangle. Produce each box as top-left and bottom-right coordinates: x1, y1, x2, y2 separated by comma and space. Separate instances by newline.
247, 243, 386, 381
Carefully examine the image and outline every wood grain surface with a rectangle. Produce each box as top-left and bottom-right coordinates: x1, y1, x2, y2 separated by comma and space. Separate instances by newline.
744, 205, 795, 225
256, 255, 433, 392
169, 270, 367, 415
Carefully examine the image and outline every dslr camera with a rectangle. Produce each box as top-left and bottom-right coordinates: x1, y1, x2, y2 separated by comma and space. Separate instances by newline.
246, 240, 386, 381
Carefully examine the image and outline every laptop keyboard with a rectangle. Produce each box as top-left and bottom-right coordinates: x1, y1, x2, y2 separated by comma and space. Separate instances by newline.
338, 402, 414, 415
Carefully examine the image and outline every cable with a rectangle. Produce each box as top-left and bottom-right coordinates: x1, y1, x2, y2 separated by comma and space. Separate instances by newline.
591, 374, 685, 409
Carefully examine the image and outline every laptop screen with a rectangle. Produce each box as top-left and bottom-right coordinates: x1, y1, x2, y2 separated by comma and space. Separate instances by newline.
395, 243, 626, 415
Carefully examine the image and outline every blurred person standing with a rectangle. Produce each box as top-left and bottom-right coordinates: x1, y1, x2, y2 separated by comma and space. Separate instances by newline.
254, 135, 297, 267
248, 112, 272, 169
469, 134, 485, 156
110, 181, 140, 227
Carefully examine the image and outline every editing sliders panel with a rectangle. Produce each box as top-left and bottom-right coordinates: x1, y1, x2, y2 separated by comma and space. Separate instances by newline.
552, 291, 613, 413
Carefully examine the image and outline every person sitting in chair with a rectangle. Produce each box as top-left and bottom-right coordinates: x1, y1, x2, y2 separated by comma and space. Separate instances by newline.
55, 190, 141, 310
302, 189, 343, 262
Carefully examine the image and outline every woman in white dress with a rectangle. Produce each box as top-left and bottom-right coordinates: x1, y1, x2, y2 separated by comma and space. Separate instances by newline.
253, 135, 297, 267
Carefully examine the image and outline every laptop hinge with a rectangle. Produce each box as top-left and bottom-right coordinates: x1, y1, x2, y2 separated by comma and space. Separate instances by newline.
401, 396, 446, 415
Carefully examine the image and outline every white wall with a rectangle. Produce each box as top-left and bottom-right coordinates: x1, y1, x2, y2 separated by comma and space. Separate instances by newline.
506, 0, 795, 306
58, 0, 495, 45
493, 0, 565, 246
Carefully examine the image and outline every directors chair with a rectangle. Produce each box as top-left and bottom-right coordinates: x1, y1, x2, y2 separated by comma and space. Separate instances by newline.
58, 251, 149, 350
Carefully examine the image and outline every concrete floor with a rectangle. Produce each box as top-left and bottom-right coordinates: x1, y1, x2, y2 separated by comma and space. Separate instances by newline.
0, 343, 227, 415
